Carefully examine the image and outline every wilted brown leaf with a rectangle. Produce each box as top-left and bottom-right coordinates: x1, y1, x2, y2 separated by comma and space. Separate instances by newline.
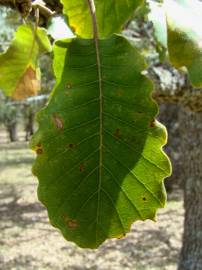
12, 66, 40, 100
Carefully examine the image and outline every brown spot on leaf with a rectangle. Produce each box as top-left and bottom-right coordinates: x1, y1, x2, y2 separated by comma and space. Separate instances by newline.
142, 197, 147, 202
79, 164, 85, 172
149, 119, 156, 128
68, 219, 78, 229
36, 148, 43, 155
52, 113, 64, 130
68, 143, 75, 150
63, 214, 79, 229
66, 83, 72, 89
114, 128, 121, 139
12, 66, 40, 100
34, 142, 43, 155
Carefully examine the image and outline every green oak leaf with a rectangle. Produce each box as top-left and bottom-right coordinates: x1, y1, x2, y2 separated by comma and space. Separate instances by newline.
30, 35, 171, 248
0, 24, 52, 99
60, 0, 143, 38
165, 0, 202, 87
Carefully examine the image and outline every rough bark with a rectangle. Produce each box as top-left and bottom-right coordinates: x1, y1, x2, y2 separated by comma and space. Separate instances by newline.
158, 104, 182, 191
178, 108, 202, 270
149, 66, 202, 113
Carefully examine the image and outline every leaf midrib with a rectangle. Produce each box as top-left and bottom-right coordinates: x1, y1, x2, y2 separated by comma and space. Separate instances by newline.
87, 0, 103, 242
94, 9, 103, 243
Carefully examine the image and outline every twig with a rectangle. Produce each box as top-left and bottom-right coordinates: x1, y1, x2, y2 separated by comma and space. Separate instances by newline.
32, 0, 55, 19
0, 0, 55, 20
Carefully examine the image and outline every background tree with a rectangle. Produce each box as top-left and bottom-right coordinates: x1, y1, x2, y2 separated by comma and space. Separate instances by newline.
0, 97, 19, 142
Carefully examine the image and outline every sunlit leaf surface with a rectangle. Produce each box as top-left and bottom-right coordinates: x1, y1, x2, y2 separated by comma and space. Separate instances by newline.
60, 0, 143, 38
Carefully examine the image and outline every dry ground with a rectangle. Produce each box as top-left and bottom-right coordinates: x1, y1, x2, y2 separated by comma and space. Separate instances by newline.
0, 134, 184, 270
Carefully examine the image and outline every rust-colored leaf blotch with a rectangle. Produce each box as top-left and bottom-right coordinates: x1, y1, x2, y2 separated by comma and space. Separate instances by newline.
79, 164, 85, 172
66, 83, 72, 89
114, 128, 121, 139
52, 113, 64, 130
68, 143, 75, 150
34, 143, 43, 155
63, 214, 79, 229
149, 119, 156, 128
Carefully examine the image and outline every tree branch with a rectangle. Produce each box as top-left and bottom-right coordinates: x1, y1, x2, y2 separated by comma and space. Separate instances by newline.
0, 0, 58, 19
32, 0, 55, 19
148, 66, 202, 113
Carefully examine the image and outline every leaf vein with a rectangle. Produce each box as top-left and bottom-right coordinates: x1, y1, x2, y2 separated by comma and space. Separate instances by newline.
104, 128, 167, 175
103, 112, 146, 130
45, 117, 100, 142
44, 147, 100, 193
54, 166, 99, 219
104, 146, 164, 207
101, 187, 126, 234
47, 132, 99, 162
103, 165, 143, 219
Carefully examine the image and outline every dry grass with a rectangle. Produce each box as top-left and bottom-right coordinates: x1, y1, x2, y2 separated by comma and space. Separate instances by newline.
0, 137, 184, 270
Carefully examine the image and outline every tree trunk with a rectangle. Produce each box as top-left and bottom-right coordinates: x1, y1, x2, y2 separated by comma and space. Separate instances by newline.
25, 109, 35, 141
178, 107, 202, 270
6, 122, 18, 142
158, 104, 182, 192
